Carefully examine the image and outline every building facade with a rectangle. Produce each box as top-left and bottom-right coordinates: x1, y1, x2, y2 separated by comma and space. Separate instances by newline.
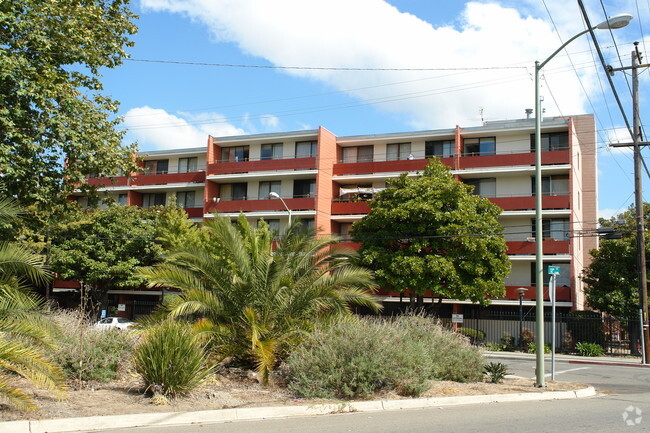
70, 114, 597, 317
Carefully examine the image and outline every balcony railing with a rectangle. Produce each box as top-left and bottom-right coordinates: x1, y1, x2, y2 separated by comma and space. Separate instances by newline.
459, 149, 569, 169
487, 194, 570, 210
331, 200, 371, 215
207, 197, 316, 213
130, 171, 206, 186
506, 240, 569, 255
207, 157, 317, 175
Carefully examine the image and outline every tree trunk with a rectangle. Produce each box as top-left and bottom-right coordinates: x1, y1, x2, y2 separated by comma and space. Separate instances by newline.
417, 294, 424, 309
409, 292, 415, 310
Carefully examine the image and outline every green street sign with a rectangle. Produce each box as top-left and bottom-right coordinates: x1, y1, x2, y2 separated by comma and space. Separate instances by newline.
547, 266, 561, 275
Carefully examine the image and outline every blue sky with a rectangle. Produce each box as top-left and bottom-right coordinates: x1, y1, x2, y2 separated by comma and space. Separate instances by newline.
99, 0, 650, 220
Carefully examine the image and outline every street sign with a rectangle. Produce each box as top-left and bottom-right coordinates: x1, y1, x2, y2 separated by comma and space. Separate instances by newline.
101, 309, 106, 318
547, 266, 561, 275
452, 314, 464, 324
117, 304, 126, 312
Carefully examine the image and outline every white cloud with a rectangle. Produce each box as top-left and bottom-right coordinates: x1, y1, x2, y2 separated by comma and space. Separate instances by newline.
123, 106, 246, 150
599, 207, 624, 220
260, 114, 280, 130
600, 126, 634, 155
140, 0, 608, 128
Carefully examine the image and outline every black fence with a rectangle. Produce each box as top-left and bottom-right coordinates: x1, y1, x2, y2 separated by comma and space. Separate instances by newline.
453, 310, 642, 357
106, 299, 161, 320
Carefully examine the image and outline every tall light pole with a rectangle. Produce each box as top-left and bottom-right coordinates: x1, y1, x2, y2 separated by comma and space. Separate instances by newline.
534, 13, 633, 387
269, 191, 292, 226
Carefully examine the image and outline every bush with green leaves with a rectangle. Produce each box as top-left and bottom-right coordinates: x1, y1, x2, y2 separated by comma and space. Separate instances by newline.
52, 310, 133, 382
527, 342, 551, 354
484, 342, 505, 352
483, 362, 509, 383
500, 332, 516, 351
286, 315, 483, 400
458, 327, 486, 344
519, 328, 534, 349
133, 320, 213, 398
575, 341, 605, 357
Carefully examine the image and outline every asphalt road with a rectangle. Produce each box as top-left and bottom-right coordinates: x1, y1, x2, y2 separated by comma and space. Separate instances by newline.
92, 356, 650, 433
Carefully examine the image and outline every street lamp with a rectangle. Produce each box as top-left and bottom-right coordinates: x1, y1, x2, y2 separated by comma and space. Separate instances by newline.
517, 287, 528, 351
533, 13, 632, 387
269, 191, 292, 226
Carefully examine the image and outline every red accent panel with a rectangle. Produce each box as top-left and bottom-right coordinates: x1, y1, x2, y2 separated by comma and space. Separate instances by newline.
206, 157, 317, 175
214, 198, 316, 212
333, 158, 453, 175
507, 240, 569, 255
87, 176, 128, 187
130, 172, 205, 186
52, 280, 81, 289
337, 241, 361, 251
459, 150, 570, 169
331, 201, 371, 214
184, 207, 204, 218
504, 285, 571, 302
489, 195, 570, 210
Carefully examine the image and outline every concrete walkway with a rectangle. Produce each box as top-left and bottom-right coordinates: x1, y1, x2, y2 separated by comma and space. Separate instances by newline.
1, 386, 597, 433
484, 350, 650, 368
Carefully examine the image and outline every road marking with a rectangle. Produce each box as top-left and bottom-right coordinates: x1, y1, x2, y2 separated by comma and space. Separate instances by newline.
528, 366, 591, 379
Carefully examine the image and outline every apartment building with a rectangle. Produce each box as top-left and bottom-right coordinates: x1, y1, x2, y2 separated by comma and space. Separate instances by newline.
71, 114, 597, 317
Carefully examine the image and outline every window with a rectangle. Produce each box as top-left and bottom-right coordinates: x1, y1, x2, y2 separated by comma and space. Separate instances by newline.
142, 193, 166, 208
178, 157, 198, 173
176, 191, 195, 208
531, 218, 570, 241
463, 137, 496, 156
117, 194, 127, 206
293, 179, 316, 198
342, 146, 374, 163
144, 159, 169, 175
531, 175, 569, 196
530, 262, 570, 287
222, 146, 250, 162
258, 181, 282, 199
339, 222, 353, 241
425, 140, 454, 158
261, 143, 283, 160
464, 178, 496, 197
386, 142, 411, 161
298, 218, 315, 233
530, 132, 569, 152
295, 141, 317, 158
230, 183, 248, 201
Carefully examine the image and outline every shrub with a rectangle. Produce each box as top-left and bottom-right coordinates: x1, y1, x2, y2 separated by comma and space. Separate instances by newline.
52, 310, 134, 382
500, 332, 516, 351
575, 341, 605, 357
458, 327, 486, 344
133, 320, 213, 398
527, 342, 551, 354
519, 328, 534, 348
483, 362, 509, 384
484, 342, 504, 352
286, 315, 483, 400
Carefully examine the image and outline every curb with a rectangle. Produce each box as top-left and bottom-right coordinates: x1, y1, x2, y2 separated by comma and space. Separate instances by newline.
568, 360, 650, 368
486, 351, 647, 367
0, 386, 597, 433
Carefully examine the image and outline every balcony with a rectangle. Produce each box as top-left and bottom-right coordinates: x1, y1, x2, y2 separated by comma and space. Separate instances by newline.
489, 194, 570, 211
506, 240, 569, 255
207, 157, 317, 176
332, 200, 371, 215
209, 197, 316, 213
373, 284, 572, 302
184, 207, 204, 218
333, 157, 452, 176
459, 149, 569, 169
130, 171, 205, 186
86, 176, 128, 187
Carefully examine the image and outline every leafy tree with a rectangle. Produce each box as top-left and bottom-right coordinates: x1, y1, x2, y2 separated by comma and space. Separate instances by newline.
49, 205, 164, 313
0, 197, 65, 410
138, 216, 381, 384
0, 0, 139, 217
351, 158, 510, 308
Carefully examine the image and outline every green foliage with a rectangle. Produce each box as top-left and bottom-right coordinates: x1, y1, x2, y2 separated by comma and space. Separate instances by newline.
575, 341, 605, 357
527, 342, 551, 354
0, 0, 139, 218
483, 362, 509, 384
154, 203, 210, 251
285, 315, 483, 400
51, 310, 133, 382
458, 327, 486, 344
351, 159, 510, 305
583, 204, 650, 319
50, 205, 164, 310
500, 332, 516, 351
133, 321, 213, 398
519, 328, 534, 348
484, 342, 504, 352
566, 311, 605, 347
139, 216, 381, 385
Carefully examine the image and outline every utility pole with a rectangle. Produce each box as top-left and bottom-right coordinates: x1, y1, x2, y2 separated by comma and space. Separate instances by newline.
609, 42, 650, 363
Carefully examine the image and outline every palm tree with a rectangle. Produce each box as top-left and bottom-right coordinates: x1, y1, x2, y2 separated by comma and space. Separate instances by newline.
0, 197, 66, 410
139, 215, 381, 384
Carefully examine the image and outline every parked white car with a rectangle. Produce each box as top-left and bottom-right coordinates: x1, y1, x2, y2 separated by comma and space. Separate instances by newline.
94, 317, 134, 331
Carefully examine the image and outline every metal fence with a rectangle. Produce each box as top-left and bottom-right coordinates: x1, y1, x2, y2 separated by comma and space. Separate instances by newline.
454, 310, 641, 357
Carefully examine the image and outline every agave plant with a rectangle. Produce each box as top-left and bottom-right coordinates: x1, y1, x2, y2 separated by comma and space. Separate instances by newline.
139, 215, 381, 384
0, 197, 65, 410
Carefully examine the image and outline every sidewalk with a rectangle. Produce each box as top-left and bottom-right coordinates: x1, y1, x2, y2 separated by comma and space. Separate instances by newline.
0, 386, 597, 433
485, 350, 650, 368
